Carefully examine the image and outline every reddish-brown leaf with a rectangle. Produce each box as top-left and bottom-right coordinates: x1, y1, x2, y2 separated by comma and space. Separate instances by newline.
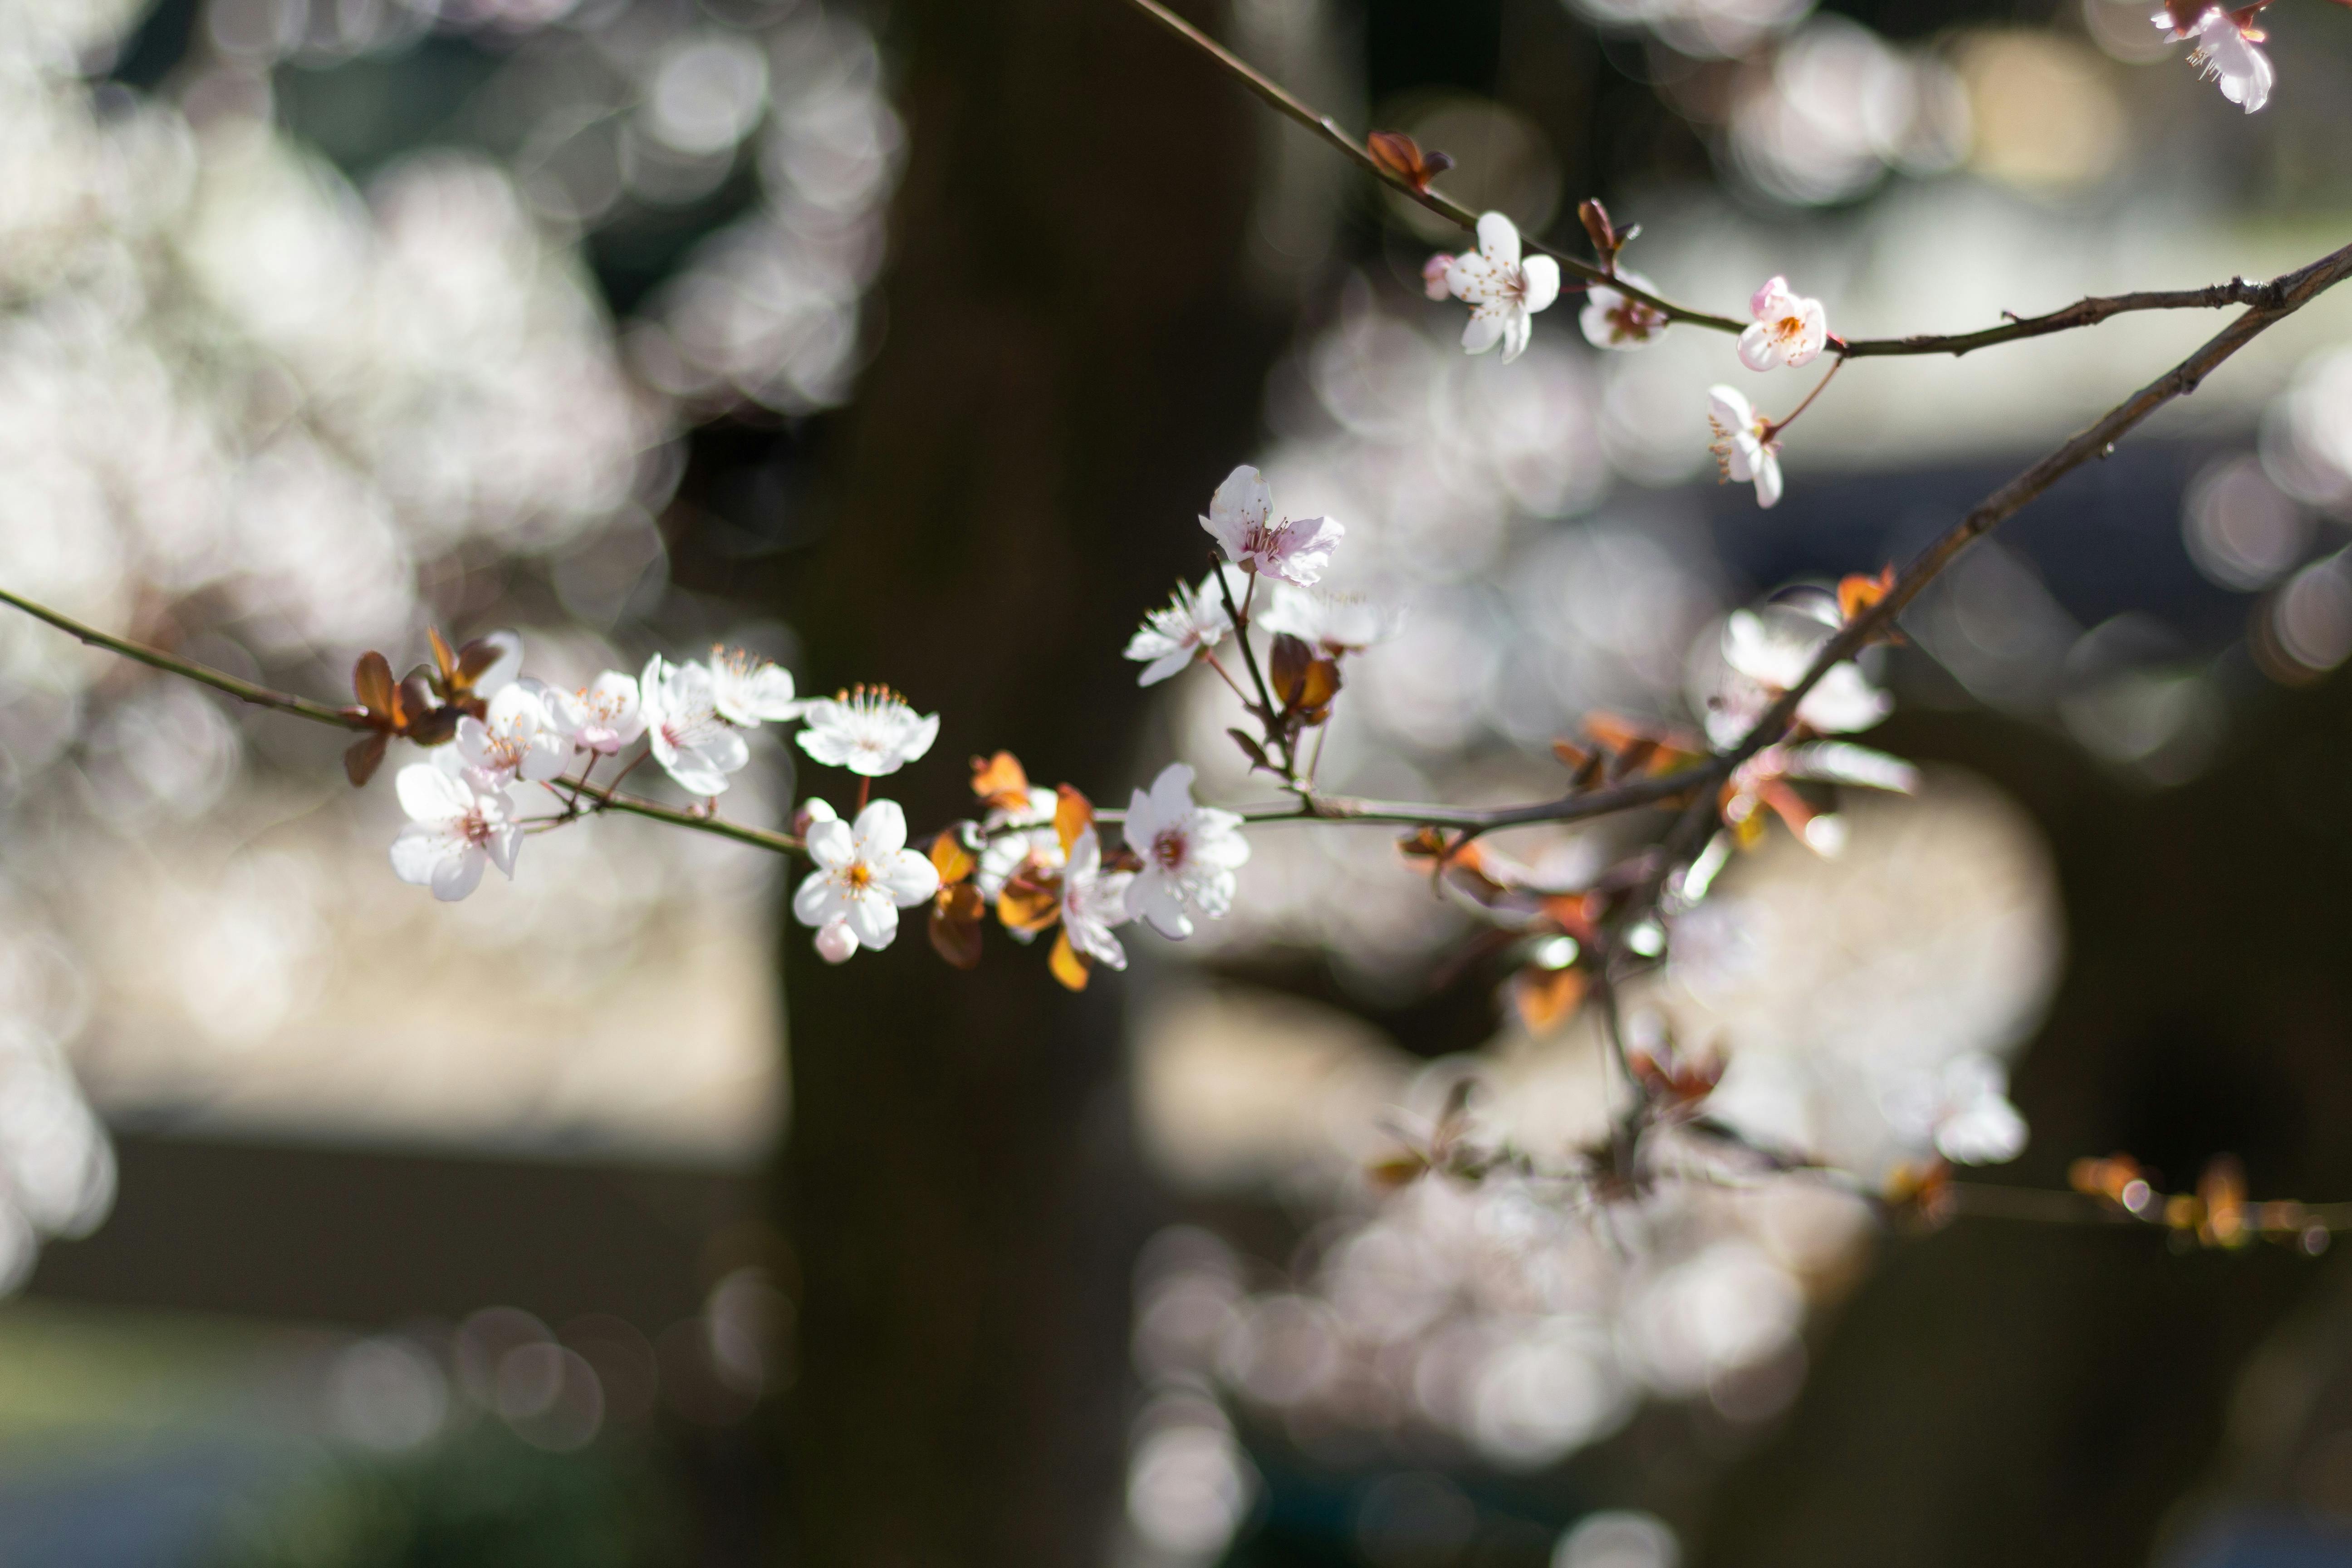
1366, 130, 1453, 193
353, 651, 398, 721
928, 883, 986, 970
1268, 632, 1313, 710
343, 730, 390, 788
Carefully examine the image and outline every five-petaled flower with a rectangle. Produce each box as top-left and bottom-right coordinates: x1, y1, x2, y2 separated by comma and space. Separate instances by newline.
705, 647, 802, 727
1438, 213, 1562, 364
456, 682, 572, 787
792, 798, 942, 958
1125, 568, 1239, 686
642, 654, 751, 796
797, 686, 940, 777
1122, 763, 1250, 940
1707, 386, 1784, 510
1199, 466, 1343, 588
1708, 606, 1891, 749
1738, 276, 1828, 372
2155, 5, 2273, 113
544, 671, 646, 755
1580, 270, 1671, 351
390, 755, 520, 902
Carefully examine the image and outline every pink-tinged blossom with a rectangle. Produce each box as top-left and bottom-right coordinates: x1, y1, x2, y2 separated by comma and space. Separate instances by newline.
791, 798, 941, 956
1737, 276, 1828, 371
1122, 763, 1249, 940
1580, 270, 1671, 351
1707, 386, 1783, 510
1258, 586, 1403, 657
1707, 608, 1890, 749
1442, 212, 1561, 363
1126, 570, 1237, 686
642, 654, 751, 796
390, 757, 519, 902
456, 682, 571, 786
705, 648, 802, 726
2156, 6, 2273, 113
543, 671, 646, 755
796, 686, 940, 777
1199, 466, 1343, 588
813, 918, 859, 964
1059, 827, 1135, 970
1421, 252, 1454, 301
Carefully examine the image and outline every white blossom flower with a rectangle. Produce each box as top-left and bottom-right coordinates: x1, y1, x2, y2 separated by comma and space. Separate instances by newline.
542, 671, 646, 755
976, 785, 1062, 904
705, 647, 802, 726
1199, 466, 1343, 588
1442, 212, 1562, 363
1258, 586, 1403, 656
456, 681, 572, 786
1885, 1053, 2028, 1165
1737, 276, 1829, 372
796, 686, 940, 776
791, 798, 941, 955
1707, 608, 1890, 747
1707, 386, 1783, 510
1058, 825, 1135, 970
389, 757, 520, 902
1579, 270, 1671, 351
1121, 763, 1249, 940
1126, 570, 1237, 686
642, 654, 751, 796
2156, 6, 2273, 113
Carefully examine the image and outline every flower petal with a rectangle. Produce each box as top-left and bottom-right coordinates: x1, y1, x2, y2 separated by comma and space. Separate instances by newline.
1475, 211, 1521, 269
1520, 255, 1560, 315
854, 798, 908, 857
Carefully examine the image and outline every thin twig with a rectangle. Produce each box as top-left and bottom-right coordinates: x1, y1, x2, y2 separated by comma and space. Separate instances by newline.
0, 586, 369, 731
1117, 0, 2334, 361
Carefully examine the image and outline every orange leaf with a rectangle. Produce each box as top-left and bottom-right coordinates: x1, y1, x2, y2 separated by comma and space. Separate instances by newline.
1511, 966, 1587, 1034
1836, 564, 1896, 623
1053, 784, 1093, 859
1048, 929, 1091, 991
1397, 826, 1451, 862
1540, 894, 1599, 941
970, 751, 1030, 812
929, 830, 976, 886
996, 872, 1061, 935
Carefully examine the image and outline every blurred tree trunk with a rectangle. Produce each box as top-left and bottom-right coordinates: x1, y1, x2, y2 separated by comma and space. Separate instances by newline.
772, 0, 1286, 1560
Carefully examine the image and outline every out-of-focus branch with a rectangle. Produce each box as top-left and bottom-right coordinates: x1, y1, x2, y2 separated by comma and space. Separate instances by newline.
1836, 274, 2308, 359
1112, 0, 1742, 333
1116, 0, 2340, 360
1731, 236, 2352, 782
0, 585, 371, 730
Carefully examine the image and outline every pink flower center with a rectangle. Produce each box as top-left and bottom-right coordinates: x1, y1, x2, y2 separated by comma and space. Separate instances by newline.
1153, 828, 1189, 872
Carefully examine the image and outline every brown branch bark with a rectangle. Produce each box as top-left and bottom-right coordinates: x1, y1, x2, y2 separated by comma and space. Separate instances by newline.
1117, 0, 2343, 361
